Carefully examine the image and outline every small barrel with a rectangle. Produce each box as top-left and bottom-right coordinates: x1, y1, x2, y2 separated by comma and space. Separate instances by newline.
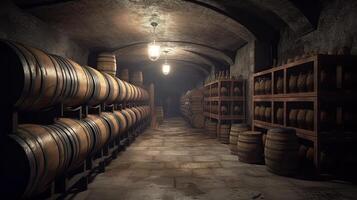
237, 131, 264, 164
96, 52, 116, 76
85, 66, 109, 106
120, 69, 129, 82
103, 73, 119, 104
259, 106, 266, 121
265, 128, 299, 176
306, 71, 314, 92
219, 124, 231, 144
131, 70, 143, 86
229, 124, 249, 155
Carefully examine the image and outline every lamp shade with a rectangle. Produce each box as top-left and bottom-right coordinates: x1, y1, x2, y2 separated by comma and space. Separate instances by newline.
148, 42, 161, 61
162, 63, 170, 75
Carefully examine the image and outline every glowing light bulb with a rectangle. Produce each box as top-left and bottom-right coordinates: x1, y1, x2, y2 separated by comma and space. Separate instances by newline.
162, 63, 170, 75
148, 41, 161, 61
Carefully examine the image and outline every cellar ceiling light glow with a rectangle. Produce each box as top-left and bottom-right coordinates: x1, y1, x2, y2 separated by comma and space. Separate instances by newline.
148, 21, 161, 61
162, 50, 170, 75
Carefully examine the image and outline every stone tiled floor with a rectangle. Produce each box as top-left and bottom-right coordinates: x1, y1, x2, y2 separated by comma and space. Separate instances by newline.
74, 118, 357, 200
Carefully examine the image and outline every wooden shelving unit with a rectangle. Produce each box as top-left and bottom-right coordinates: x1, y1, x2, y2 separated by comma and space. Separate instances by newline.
252, 54, 357, 172
204, 79, 246, 140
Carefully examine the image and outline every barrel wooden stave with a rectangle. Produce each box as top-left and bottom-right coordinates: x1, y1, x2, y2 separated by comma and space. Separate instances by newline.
237, 131, 264, 164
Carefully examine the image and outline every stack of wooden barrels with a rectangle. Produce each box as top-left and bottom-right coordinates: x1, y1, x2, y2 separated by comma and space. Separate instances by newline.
180, 88, 205, 128
4, 106, 150, 198
1, 40, 152, 198
4, 41, 149, 111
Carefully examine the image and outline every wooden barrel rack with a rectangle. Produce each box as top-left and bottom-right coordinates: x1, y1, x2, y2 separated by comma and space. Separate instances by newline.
1, 40, 152, 199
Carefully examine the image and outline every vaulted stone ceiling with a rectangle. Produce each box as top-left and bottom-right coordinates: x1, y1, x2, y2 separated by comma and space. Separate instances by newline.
14, 0, 319, 78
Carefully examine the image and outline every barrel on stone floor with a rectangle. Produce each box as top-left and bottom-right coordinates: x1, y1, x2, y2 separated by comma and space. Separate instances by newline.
219, 124, 231, 144
229, 124, 249, 155
205, 120, 217, 138
96, 52, 117, 76
265, 128, 299, 176
237, 131, 264, 164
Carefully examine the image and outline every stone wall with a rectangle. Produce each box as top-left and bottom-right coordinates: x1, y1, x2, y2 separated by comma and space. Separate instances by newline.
278, 0, 357, 63
230, 42, 255, 125
0, 1, 88, 65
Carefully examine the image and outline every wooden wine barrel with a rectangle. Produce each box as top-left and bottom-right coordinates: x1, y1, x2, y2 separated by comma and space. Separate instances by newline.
265, 107, 272, 122
220, 86, 228, 96
265, 128, 299, 176
103, 73, 119, 104
254, 80, 259, 95
219, 124, 231, 144
131, 70, 143, 86
289, 74, 298, 93
205, 120, 217, 138
114, 110, 127, 134
121, 109, 134, 129
123, 81, 133, 101
297, 109, 307, 128
116, 77, 127, 102
120, 69, 129, 82
306, 71, 314, 92
265, 79, 272, 94
237, 131, 264, 164
3, 41, 66, 110
85, 66, 110, 106
55, 118, 91, 168
276, 76, 284, 94
305, 109, 314, 130
54, 56, 93, 107
131, 84, 138, 101
276, 108, 284, 124
96, 52, 116, 76
233, 86, 241, 96
83, 115, 110, 154
258, 79, 265, 94
127, 108, 137, 125
289, 109, 298, 127
7, 124, 61, 197
229, 124, 249, 155
297, 73, 307, 92
259, 106, 266, 121
102, 112, 120, 141
132, 107, 142, 123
